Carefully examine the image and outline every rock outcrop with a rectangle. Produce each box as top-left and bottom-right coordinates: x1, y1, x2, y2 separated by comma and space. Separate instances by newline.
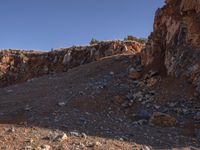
142, 0, 200, 94
0, 40, 144, 87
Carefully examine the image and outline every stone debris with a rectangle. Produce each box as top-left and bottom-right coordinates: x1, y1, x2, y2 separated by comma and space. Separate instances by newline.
94, 141, 102, 146
70, 131, 79, 137
109, 71, 115, 75
57, 102, 66, 107
23, 146, 33, 150
46, 132, 68, 142
6, 89, 13, 93
81, 133, 87, 139
38, 145, 51, 150
24, 105, 31, 111
149, 112, 177, 127
7, 126, 15, 133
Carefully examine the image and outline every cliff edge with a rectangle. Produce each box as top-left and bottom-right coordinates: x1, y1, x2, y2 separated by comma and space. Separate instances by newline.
142, 0, 200, 94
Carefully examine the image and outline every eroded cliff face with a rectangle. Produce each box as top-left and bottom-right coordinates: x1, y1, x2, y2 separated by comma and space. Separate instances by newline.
0, 40, 144, 87
142, 0, 200, 93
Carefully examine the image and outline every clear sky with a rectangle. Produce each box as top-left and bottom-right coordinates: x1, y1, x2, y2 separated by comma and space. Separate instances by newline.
0, 0, 164, 51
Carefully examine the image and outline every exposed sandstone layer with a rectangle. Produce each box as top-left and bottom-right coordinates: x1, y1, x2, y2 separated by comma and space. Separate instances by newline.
142, 0, 200, 93
0, 40, 144, 87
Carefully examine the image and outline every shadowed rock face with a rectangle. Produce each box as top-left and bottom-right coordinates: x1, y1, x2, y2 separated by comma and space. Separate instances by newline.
142, 0, 200, 93
0, 40, 144, 87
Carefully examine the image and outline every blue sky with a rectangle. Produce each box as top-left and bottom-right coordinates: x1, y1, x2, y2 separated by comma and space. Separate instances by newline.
0, 0, 164, 51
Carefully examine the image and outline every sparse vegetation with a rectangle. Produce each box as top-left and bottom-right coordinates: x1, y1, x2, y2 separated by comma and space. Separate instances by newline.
124, 35, 147, 44
90, 38, 99, 45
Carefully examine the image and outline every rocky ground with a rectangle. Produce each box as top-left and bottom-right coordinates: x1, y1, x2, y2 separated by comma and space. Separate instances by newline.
0, 53, 199, 150
1, 0, 200, 149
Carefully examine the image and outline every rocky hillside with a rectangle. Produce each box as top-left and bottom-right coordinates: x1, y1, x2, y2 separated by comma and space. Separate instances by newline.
0, 40, 143, 87
0, 0, 200, 149
0, 53, 199, 149
142, 0, 200, 95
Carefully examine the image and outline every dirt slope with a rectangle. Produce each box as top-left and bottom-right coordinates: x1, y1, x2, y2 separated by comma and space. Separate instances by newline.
0, 54, 199, 150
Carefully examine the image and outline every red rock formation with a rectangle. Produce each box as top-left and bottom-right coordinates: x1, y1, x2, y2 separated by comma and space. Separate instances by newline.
142, 0, 200, 93
0, 40, 144, 87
